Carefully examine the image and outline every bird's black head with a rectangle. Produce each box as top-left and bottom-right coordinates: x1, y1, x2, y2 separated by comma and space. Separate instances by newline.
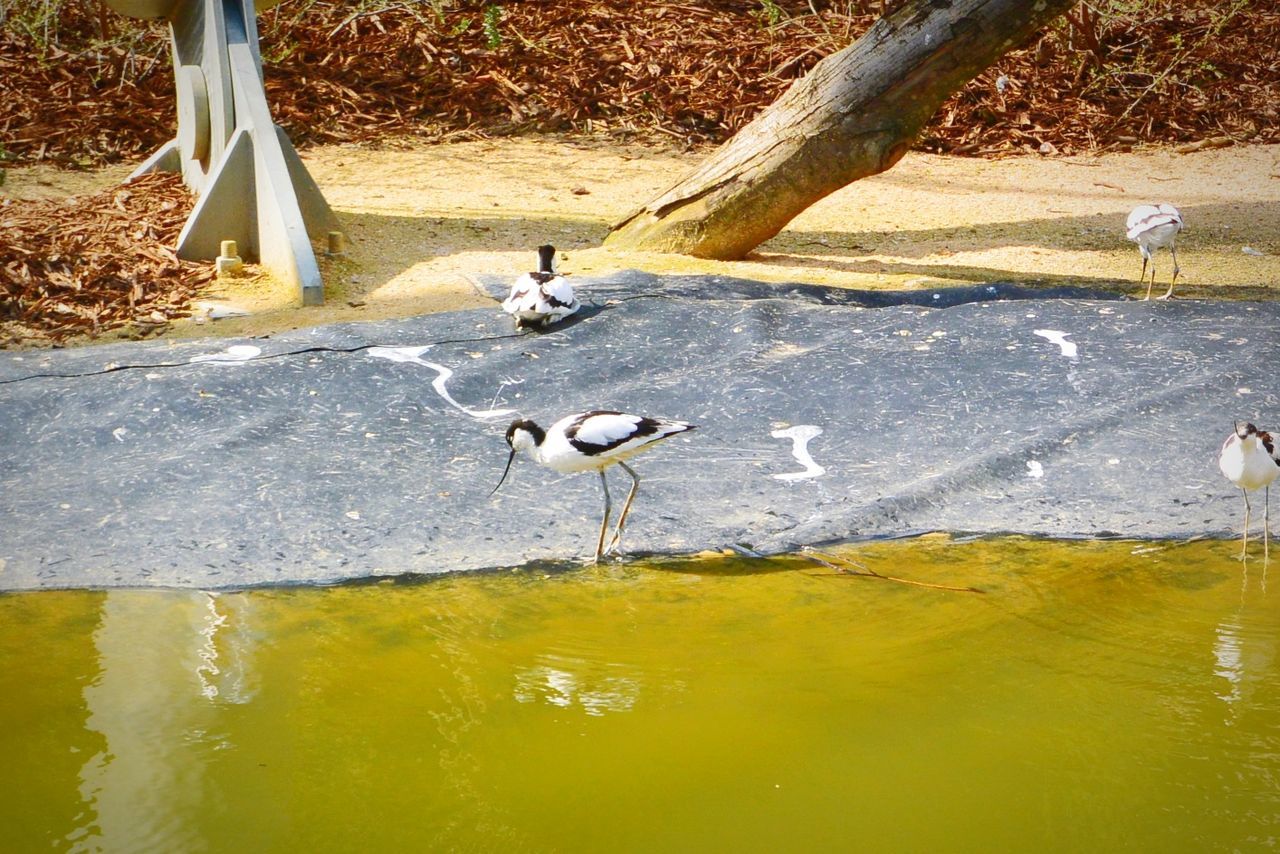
536, 244, 557, 275
505, 419, 545, 449
492, 419, 545, 498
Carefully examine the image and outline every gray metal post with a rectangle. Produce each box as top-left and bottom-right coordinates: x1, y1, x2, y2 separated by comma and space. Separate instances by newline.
105, 0, 341, 306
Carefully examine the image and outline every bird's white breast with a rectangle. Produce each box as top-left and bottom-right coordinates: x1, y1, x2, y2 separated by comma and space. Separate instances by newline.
1219, 435, 1280, 491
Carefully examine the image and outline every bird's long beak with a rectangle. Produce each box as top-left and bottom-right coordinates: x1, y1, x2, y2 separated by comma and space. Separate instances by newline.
490, 448, 517, 497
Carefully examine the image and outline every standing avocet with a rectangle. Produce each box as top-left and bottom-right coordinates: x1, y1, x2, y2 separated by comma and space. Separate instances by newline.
1218, 422, 1280, 560
1126, 203, 1184, 300
502, 244, 579, 329
491, 410, 696, 562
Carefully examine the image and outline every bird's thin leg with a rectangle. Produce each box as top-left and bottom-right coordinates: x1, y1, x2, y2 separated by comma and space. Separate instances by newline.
606, 462, 641, 556
1142, 256, 1153, 300
594, 470, 612, 564
1162, 245, 1180, 299
1241, 488, 1252, 560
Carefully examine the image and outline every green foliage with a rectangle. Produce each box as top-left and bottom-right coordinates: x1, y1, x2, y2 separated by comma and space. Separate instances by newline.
421, 0, 453, 28
449, 14, 473, 36
419, 0, 453, 21
2, 0, 164, 71
3, 0, 66, 53
755, 0, 784, 27
481, 3, 503, 49
260, 39, 297, 64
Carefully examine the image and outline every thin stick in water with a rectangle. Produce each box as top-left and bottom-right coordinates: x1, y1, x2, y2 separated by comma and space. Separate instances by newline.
800, 548, 985, 594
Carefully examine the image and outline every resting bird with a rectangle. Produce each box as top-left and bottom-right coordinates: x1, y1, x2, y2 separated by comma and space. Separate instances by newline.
1218, 422, 1280, 560
1126, 203, 1184, 300
501, 244, 579, 329
491, 410, 696, 563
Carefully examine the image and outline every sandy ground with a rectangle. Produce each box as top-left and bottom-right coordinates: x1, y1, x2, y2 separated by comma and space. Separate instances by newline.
5, 137, 1279, 342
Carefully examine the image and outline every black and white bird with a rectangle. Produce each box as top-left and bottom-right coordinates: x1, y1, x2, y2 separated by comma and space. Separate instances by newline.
1218, 422, 1280, 560
491, 410, 696, 563
501, 244, 579, 329
1126, 203, 1184, 300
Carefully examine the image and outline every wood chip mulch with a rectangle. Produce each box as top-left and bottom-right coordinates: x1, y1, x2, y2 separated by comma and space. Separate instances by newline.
1, 173, 213, 346
4, 0, 1277, 169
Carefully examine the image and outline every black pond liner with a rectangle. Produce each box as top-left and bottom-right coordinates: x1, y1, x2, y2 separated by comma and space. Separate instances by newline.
1, 271, 1276, 590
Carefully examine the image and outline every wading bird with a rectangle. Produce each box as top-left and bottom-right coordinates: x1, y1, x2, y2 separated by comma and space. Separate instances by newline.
502, 244, 579, 328
1218, 421, 1280, 559
1126, 203, 1184, 300
491, 410, 696, 562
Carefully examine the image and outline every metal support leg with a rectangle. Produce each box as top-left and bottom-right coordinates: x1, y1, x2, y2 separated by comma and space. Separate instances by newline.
107, 0, 341, 305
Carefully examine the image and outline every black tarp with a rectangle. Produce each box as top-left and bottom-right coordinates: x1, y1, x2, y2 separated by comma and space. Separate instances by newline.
2, 272, 1277, 590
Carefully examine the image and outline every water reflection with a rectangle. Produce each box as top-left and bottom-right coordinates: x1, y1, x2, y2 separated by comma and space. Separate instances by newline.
514, 657, 644, 716
1214, 619, 1246, 709
196, 592, 258, 704
1211, 564, 1276, 724
70, 591, 257, 852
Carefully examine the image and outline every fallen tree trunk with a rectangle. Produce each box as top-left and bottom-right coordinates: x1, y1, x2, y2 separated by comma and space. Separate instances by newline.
605, 0, 1078, 259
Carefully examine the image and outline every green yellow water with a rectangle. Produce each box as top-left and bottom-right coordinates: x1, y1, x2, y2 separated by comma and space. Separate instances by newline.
2, 538, 1278, 852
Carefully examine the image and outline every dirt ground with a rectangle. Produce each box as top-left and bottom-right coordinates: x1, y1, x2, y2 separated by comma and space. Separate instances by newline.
5, 137, 1279, 342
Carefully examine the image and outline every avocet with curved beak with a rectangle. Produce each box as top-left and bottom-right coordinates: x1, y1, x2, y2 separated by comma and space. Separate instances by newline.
502, 244, 579, 329
490, 410, 696, 563
1126, 203, 1183, 300
1218, 421, 1280, 560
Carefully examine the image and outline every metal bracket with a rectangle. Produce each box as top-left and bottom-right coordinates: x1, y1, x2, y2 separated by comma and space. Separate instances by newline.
105, 0, 340, 305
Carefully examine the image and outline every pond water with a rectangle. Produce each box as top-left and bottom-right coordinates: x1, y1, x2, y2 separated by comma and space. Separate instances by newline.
2, 538, 1278, 852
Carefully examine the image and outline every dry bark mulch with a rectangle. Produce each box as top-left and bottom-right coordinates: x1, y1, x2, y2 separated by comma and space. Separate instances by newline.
1, 173, 215, 346
3, 0, 1277, 169
932, 1, 1279, 156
